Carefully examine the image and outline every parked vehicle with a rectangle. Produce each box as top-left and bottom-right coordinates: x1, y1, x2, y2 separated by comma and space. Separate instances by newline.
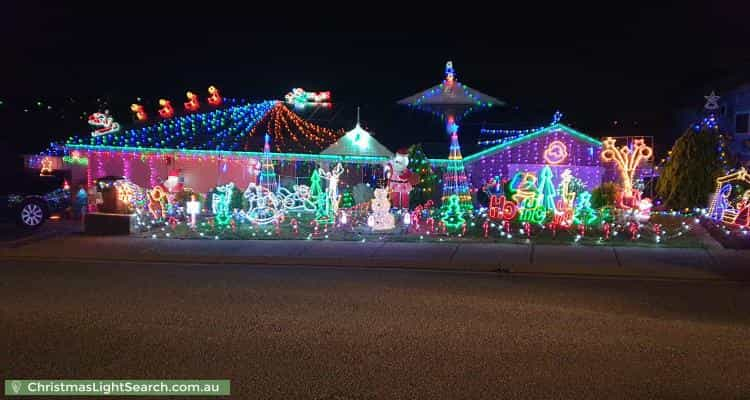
0, 171, 71, 228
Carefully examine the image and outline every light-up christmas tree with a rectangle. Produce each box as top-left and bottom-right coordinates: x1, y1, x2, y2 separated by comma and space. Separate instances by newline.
259, 133, 277, 193
442, 127, 473, 211
398, 61, 501, 213
441, 194, 466, 233
573, 191, 598, 226
536, 165, 557, 212
340, 187, 355, 208
309, 169, 323, 201
408, 143, 438, 208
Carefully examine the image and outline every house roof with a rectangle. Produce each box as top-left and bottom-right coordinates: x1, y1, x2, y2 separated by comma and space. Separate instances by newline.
64, 100, 341, 154
397, 82, 504, 107
462, 123, 602, 163
397, 61, 505, 107
321, 122, 394, 158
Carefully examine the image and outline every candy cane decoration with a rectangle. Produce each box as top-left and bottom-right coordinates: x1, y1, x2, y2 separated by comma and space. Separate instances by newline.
291, 218, 299, 235
482, 220, 490, 238
629, 221, 639, 240
602, 222, 611, 240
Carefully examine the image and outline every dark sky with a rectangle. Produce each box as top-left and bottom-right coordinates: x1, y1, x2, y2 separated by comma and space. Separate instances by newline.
3, 3, 750, 161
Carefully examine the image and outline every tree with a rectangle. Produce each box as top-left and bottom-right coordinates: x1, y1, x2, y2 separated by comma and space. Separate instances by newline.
573, 191, 598, 225
656, 126, 724, 209
309, 169, 323, 202
440, 194, 466, 233
408, 143, 438, 208
591, 182, 619, 209
536, 166, 557, 211
339, 187, 355, 208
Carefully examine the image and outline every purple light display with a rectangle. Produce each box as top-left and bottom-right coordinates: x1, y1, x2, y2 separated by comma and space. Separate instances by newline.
464, 130, 603, 190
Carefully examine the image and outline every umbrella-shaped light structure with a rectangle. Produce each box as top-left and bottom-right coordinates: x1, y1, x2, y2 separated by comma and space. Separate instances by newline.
397, 61, 505, 208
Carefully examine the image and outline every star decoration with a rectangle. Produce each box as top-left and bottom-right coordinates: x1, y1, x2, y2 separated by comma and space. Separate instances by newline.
704, 91, 721, 110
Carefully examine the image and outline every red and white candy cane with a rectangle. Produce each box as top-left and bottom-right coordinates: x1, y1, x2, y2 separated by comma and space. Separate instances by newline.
602, 222, 611, 240
291, 218, 299, 235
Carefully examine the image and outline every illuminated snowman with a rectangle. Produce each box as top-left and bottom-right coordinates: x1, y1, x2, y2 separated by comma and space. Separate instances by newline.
369, 188, 395, 231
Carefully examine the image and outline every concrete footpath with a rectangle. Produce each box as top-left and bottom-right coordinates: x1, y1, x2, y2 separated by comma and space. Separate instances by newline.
1, 234, 749, 281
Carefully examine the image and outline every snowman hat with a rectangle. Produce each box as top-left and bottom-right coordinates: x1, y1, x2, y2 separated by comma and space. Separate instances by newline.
395, 148, 409, 156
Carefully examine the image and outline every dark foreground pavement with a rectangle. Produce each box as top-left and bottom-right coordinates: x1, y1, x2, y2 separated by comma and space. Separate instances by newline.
1, 259, 749, 399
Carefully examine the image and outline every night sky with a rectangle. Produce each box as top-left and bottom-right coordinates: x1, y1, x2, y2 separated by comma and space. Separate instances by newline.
3, 4, 750, 164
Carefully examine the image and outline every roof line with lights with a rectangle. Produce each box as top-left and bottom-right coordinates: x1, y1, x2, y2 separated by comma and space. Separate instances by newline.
462, 123, 602, 163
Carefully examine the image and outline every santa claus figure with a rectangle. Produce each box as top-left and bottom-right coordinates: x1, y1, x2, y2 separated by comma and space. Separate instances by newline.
384, 148, 418, 209
164, 169, 184, 193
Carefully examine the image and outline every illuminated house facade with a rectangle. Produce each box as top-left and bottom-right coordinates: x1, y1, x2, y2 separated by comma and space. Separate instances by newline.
463, 124, 604, 189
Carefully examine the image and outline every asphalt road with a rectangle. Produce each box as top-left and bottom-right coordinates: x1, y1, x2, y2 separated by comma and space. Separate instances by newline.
1, 260, 749, 399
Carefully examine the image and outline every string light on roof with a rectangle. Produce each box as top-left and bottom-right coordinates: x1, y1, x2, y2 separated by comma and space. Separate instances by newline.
478, 111, 564, 146
68, 99, 275, 152
245, 102, 342, 153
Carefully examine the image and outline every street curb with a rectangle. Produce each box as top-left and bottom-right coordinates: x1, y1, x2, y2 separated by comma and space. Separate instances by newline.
0, 254, 497, 272
1, 254, 744, 282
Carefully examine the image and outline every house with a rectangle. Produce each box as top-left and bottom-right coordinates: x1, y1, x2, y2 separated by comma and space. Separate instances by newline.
463, 123, 604, 190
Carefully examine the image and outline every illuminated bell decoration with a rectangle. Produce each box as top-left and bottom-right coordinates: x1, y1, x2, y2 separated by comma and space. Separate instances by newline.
158, 99, 174, 119
130, 104, 147, 121
184, 91, 200, 112
207, 85, 223, 106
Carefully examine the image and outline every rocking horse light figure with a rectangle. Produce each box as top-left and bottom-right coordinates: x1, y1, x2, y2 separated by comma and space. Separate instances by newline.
239, 183, 283, 225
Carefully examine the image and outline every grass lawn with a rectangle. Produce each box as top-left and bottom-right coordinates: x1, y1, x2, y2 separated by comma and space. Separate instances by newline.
136, 213, 705, 249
